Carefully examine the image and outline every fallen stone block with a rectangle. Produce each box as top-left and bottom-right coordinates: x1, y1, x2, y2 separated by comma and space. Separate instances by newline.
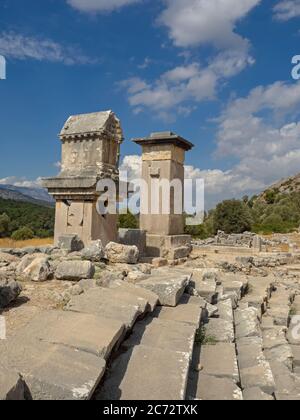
199, 344, 239, 383
195, 375, 243, 401
23, 257, 51, 282
0, 279, 22, 308
55, 260, 95, 281
81, 240, 105, 262
203, 318, 234, 343
0, 366, 26, 400
105, 242, 139, 264
16, 310, 125, 360
139, 274, 189, 307
152, 258, 168, 268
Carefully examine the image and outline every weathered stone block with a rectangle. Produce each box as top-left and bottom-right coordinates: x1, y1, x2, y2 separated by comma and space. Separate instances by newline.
55, 260, 95, 281
81, 240, 105, 262
118, 229, 146, 255
57, 234, 84, 252
0, 279, 22, 308
105, 242, 139, 264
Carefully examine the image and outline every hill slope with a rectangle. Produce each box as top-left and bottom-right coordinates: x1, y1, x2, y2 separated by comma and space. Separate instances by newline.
0, 185, 54, 207
0, 198, 55, 238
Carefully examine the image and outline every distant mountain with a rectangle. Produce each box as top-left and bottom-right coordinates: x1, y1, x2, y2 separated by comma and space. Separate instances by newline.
0, 184, 54, 207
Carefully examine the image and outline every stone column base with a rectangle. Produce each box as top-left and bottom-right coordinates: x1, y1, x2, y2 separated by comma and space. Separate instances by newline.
145, 234, 192, 259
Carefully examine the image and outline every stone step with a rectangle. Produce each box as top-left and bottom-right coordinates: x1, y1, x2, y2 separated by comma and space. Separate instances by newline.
14, 310, 125, 360
97, 344, 190, 400
0, 338, 106, 400
123, 318, 196, 357
194, 375, 243, 401
138, 273, 189, 307
199, 343, 239, 383
0, 366, 26, 400
66, 287, 145, 329
203, 318, 235, 343
234, 307, 261, 340
109, 281, 159, 312
217, 299, 233, 322
269, 360, 300, 400
153, 294, 204, 326
236, 337, 276, 396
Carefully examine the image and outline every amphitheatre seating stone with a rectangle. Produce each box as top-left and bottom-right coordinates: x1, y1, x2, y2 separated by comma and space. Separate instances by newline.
203, 318, 235, 343
217, 299, 233, 322
269, 360, 300, 398
243, 387, 274, 401
109, 281, 159, 312
199, 343, 239, 383
195, 375, 242, 401
123, 318, 196, 356
66, 287, 146, 329
153, 294, 204, 326
234, 307, 261, 339
98, 345, 190, 400
15, 310, 125, 360
0, 338, 106, 400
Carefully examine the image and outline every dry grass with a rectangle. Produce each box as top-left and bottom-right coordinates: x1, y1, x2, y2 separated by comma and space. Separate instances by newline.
0, 237, 54, 249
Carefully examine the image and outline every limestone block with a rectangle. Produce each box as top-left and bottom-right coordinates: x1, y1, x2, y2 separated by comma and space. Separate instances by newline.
139, 274, 189, 307
200, 343, 239, 382
23, 257, 51, 282
55, 260, 95, 281
57, 234, 84, 252
105, 242, 139, 264
195, 375, 243, 401
118, 229, 146, 255
0, 279, 22, 308
81, 240, 105, 262
204, 318, 235, 343
243, 387, 274, 401
154, 294, 204, 326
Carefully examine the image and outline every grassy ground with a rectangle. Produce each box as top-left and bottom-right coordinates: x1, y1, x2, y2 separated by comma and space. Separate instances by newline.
0, 237, 54, 249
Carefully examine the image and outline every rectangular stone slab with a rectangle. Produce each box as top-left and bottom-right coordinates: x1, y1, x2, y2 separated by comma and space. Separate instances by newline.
110, 282, 159, 312
154, 294, 203, 326
195, 375, 243, 401
0, 339, 106, 400
125, 318, 196, 356
15, 310, 125, 360
101, 345, 190, 400
66, 288, 142, 329
200, 344, 239, 383
139, 274, 189, 307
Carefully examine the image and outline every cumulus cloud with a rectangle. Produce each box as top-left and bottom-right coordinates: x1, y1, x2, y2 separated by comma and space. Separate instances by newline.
274, 0, 300, 21
0, 176, 43, 188
158, 0, 261, 49
121, 50, 254, 119
67, 0, 141, 13
0, 32, 92, 64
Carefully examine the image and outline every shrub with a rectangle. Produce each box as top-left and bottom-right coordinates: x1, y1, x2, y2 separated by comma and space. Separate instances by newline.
0, 213, 10, 237
118, 212, 138, 229
11, 227, 35, 241
213, 199, 253, 234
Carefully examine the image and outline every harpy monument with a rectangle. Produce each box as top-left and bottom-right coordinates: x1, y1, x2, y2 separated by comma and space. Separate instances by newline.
43, 110, 123, 247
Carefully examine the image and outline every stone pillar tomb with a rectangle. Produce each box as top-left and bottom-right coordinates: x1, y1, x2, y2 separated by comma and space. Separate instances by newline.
43, 110, 123, 247
133, 131, 194, 258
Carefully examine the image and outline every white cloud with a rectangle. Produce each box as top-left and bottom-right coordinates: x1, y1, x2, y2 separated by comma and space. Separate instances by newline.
274, 0, 300, 21
121, 50, 254, 119
158, 0, 261, 49
67, 0, 140, 13
0, 32, 92, 64
0, 176, 43, 188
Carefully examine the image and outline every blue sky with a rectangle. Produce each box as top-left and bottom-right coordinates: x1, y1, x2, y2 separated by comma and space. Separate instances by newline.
1, 0, 300, 207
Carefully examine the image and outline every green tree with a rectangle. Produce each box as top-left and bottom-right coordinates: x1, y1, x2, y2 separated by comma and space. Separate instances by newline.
213, 199, 253, 234
0, 213, 10, 237
118, 212, 138, 229
11, 227, 34, 241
